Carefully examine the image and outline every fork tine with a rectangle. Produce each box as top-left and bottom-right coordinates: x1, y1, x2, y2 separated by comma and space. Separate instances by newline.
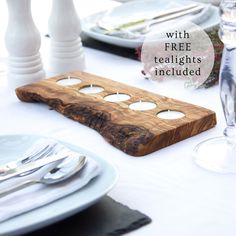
0, 139, 60, 176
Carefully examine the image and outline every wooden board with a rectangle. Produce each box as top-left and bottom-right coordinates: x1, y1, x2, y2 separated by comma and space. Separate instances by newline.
15, 71, 217, 156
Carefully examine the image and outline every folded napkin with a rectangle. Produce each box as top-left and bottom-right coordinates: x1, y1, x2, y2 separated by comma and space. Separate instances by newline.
0, 139, 101, 223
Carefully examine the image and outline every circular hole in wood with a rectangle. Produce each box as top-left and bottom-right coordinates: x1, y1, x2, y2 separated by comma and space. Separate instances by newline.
129, 101, 157, 111
56, 76, 81, 86
104, 92, 131, 102
157, 110, 185, 119
79, 84, 104, 94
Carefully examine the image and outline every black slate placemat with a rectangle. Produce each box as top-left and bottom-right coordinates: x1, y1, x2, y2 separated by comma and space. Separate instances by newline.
81, 33, 140, 61
24, 196, 152, 236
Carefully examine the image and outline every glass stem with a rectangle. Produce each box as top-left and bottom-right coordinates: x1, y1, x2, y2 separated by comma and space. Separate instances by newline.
220, 47, 236, 141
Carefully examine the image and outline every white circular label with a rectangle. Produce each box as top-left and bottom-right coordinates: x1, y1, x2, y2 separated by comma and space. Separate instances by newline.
141, 22, 215, 88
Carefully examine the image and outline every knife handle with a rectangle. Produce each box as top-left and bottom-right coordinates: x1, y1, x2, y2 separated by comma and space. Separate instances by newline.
0, 180, 37, 198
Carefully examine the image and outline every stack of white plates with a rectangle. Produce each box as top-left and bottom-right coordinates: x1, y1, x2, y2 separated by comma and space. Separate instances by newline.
82, 0, 220, 48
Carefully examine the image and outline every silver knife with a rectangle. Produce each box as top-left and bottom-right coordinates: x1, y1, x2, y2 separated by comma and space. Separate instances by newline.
0, 153, 72, 182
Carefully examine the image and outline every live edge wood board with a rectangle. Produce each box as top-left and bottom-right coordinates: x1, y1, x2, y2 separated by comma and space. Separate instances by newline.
15, 71, 217, 157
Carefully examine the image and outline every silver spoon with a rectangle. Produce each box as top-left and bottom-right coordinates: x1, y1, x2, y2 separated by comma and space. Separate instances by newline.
0, 155, 86, 198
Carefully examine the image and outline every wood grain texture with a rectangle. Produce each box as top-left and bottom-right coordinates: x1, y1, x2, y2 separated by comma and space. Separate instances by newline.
15, 71, 217, 156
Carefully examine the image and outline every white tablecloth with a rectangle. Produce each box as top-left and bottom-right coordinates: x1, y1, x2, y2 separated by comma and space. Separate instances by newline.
1, 1, 236, 236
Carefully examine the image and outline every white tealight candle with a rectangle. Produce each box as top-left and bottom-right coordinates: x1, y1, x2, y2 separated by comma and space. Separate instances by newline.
157, 110, 185, 119
129, 100, 157, 111
57, 76, 81, 86
79, 84, 104, 94
104, 92, 131, 102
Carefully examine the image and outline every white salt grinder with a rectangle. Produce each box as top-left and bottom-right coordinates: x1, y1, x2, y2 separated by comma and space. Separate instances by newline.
48, 0, 85, 75
5, 0, 45, 89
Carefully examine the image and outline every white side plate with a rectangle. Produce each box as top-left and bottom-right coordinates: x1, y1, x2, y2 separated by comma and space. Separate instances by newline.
0, 134, 118, 236
82, 0, 220, 48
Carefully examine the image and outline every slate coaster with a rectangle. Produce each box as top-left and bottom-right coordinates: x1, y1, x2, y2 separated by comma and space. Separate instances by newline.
24, 196, 152, 236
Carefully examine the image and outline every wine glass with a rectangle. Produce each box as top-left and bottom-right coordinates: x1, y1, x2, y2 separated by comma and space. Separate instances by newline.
193, 0, 236, 173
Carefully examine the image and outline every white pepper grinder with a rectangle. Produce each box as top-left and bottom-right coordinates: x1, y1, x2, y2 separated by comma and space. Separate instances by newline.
48, 0, 85, 75
5, 0, 45, 89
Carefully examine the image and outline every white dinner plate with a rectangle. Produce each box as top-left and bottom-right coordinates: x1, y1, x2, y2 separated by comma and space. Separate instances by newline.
82, 0, 220, 48
0, 134, 118, 236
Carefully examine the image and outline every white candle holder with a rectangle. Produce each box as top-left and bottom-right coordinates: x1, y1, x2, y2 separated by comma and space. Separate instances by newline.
48, 0, 85, 75
5, 0, 45, 88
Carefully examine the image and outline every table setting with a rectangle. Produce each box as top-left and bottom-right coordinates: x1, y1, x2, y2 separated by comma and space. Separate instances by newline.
82, 0, 219, 47
1, 0, 236, 236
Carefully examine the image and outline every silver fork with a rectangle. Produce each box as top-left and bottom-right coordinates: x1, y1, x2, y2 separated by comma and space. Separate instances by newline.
20, 143, 58, 165
0, 140, 59, 176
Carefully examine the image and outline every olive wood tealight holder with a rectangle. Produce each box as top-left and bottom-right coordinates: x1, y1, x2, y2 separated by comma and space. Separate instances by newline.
15, 71, 217, 156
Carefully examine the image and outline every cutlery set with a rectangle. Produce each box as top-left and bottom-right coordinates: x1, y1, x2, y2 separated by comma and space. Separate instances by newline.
0, 140, 87, 198
93, 3, 207, 39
